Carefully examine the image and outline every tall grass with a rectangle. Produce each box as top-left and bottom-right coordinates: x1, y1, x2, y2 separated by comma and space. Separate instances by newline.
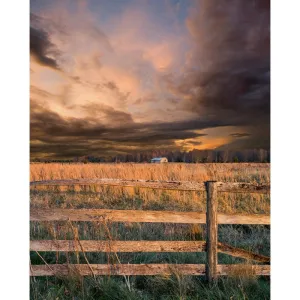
30, 163, 270, 184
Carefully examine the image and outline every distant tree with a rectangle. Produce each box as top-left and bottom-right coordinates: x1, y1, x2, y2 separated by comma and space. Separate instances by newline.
201, 157, 208, 163
195, 157, 201, 163
233, 156, 239, 163
217, 152, 224, 163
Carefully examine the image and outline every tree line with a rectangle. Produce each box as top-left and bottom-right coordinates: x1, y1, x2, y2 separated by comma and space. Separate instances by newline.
31, 149, 270, 163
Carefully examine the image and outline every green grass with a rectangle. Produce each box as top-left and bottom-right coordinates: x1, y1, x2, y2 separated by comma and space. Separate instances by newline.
30, 274, 270, 300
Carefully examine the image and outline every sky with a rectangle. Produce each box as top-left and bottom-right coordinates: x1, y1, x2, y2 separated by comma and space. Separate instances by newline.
30, 0, 270, 159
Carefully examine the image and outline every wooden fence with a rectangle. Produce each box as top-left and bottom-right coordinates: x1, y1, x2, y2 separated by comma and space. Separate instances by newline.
30, 179, 270, 282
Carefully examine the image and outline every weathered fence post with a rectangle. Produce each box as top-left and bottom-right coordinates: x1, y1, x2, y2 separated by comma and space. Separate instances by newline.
205, 181, 218, 283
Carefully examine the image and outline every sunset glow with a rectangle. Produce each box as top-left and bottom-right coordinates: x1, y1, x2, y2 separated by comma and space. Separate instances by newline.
30, 0, 270, 159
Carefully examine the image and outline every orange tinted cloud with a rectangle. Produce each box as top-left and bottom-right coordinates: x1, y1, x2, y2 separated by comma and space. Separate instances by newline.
30, 0, 269, 159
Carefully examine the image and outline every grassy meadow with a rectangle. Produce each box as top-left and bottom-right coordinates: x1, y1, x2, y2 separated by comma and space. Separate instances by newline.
30, 163, 270, 300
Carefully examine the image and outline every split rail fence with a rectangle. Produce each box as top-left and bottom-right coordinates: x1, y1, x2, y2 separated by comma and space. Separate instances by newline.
30, 178, 270, 282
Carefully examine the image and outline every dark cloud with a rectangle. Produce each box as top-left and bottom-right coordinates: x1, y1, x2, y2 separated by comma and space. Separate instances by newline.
149, 118, 232, 132
190, 0, 268, 114
31, 141, 120, 159
217, 136, 269, 151
219, 127, 269, 150
30, 101, 232, 159
105, 131, 203, 144
162, 0, 270, 146
30, 25, 60, 70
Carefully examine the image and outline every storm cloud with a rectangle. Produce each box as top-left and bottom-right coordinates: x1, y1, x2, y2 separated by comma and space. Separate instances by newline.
164, 0, 270, 126
30, 0, 270, 159
30, 100, 232, 158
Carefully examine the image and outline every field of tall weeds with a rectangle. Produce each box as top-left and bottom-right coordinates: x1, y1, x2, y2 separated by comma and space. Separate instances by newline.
30, 162, 270, 183
30, 163, 270, 300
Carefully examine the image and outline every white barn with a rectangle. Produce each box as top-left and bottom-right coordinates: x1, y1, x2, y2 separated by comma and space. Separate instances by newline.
150, 157, 168, 163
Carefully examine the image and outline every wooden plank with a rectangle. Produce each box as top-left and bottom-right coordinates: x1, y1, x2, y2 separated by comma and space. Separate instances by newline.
217, 182, 270, 194
205, 181, 218, 282
30, 209, 270, 224
30, 179, 270, 194
30, 263, 270, 276
217, 264, 270, 276
218, 242, 270, 263
30, 240, 270, 263
30, 178, 205, 191
30, 209, 206, 223
30, 240, 206, 252
217, 214, 270, 225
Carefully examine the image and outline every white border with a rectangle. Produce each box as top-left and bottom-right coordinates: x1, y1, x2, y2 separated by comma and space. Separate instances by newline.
271, 0, 300, 298
1, 0, 299, 298
0, 0, 29, 298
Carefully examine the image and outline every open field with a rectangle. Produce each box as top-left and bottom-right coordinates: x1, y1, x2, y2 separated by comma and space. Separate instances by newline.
30, 163, 270, 300
30, 163, 270, 183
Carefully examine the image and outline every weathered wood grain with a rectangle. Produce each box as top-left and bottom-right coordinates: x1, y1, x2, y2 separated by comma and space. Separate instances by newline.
30, 209, 270, 224
30, 263, 270, 276
217, 214, 270, 225
30, 208, 205, 223
218, 242, 270, 263
217, 264, 270, 276
30, 240, 206, 252
30, 179, 270, 194
30, 240, 269, 263
205, 181, 218, 282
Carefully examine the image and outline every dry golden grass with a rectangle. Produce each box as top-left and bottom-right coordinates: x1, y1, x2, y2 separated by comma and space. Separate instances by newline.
30, 163, 270, 214
30, 162, 270, 184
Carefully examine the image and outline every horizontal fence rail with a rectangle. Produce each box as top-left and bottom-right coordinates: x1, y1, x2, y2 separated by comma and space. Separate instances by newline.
30, 178, 270, 194
30, 179, 270, 281
30, 208, 270, 225
30, 240, 206, 253
30, 240, 270, 263
30, 264, 270, 277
